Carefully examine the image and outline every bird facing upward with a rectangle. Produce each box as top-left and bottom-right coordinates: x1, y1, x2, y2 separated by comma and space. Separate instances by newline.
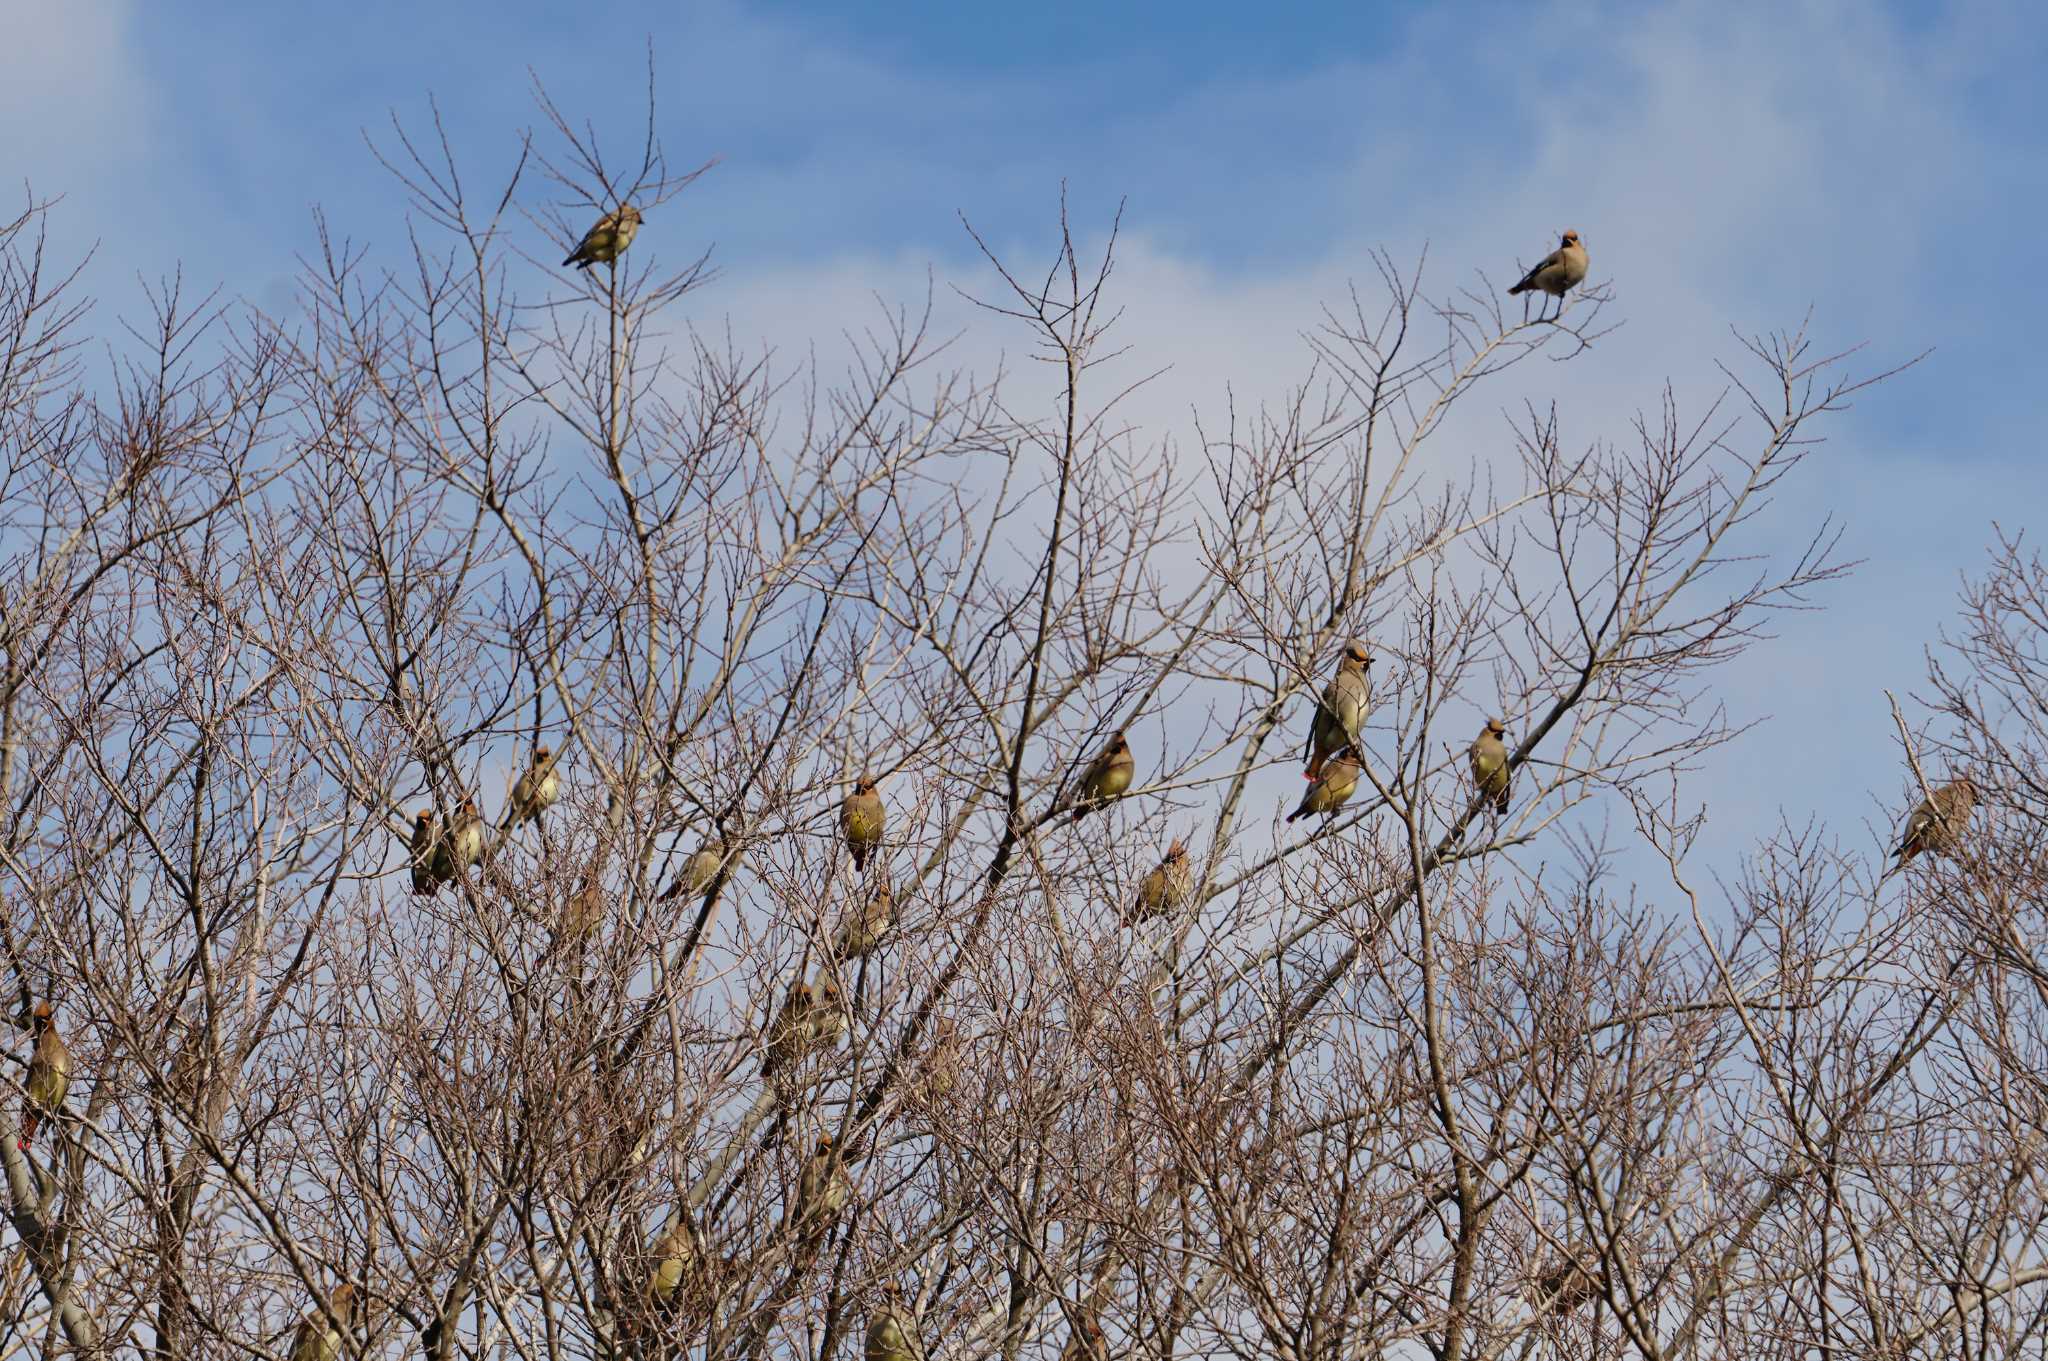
1507, 230, 1589, 318
19, 1001, 70, 1150
1306, 641, 1372, 780
564, 204, 643, 270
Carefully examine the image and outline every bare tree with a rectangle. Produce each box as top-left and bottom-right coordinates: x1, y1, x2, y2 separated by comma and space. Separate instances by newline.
14, 70, 2037, 1361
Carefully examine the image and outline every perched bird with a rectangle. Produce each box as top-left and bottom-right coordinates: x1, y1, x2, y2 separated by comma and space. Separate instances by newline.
842, 777, 886, 874
865, 1282, 923, 1361
810, 977, 847, 1048
1069, 731, 1135, 822
646, 1212, 704, 1307
1530, 1249, 1600, 1315
909, 1016, 961, 1107
1126, 840, 1194, 924
1470, 719, 1511, 815
1508, 229, 1589, 320
287, 1283, 358, 1361
797, 1136, 850, 1230
431, 798, 485, 882
764, 978, 846, 1074
834, 879, 896, 959
1059, 1311, 1108, 1361
563, 204, 643, 271
408, 810, 439, 896
1893, 774, 1980, 867
661, 842, 728, 903
1287, 746, 1363, 824
19, 1002, 71, 1150
1305, 641, 1372, 780
506, 746, 560, 829
559, 865, 606, 944
449, 798, 486, 872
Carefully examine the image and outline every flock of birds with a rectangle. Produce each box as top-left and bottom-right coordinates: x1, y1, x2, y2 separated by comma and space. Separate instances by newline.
4, 213, 1984, 1361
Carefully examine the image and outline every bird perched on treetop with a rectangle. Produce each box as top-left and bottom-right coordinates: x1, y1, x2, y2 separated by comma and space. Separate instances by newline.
287, 1283, 358, 1361
1892, 774, 1979, 868
1288, 746, 1362, 824
1470, 719, 1511, 816
1069, 731, 1135, 822
1305, 641, 1372, 780
409, 810, 439, 896
1507, 229, 1589, 320
506, 746, 560, 829
19, 1001, 71, 1150
1126, 840, 1193, 925
842, 777, 885, 874
563, 204, 643, 270
865, 1282, 924, 1361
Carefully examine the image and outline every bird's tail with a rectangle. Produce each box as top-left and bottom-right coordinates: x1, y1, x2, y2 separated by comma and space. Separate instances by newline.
19, 1112, 38, 1149
1508, 280, 1531, 295
1496, 791, 1511, 815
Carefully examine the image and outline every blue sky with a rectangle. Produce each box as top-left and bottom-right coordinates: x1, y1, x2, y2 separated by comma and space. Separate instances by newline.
4, 0, 2045, 871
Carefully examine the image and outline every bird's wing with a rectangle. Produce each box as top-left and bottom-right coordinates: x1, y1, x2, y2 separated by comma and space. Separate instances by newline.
1515, 247, 1565, 287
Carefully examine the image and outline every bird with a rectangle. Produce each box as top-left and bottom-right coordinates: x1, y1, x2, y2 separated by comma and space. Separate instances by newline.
842, 777, 886, 874
1893, 774, 1980, 867
1508, 229, 1589, 320
563, 204, 643, 271
408, 810, 439, 896
1305, 641, 1372, 780
287, 1283, 358, 1361
1287, 746, 1362, 824
764, 978, 846, 1075
19, 1001, 71, 1150
1530, 1249, 1600, 1315
796, 1136, 850, 1230
834, 879, 895, 959
1069, 731, 1135, 822
661, 842, 728, 903
809, 977, 847, 1048
646, 1212, 704, 1307
1126, 840, 1193, 924
865, 1282, 923, 1361
909, 1016, 961, 1107
505, 746, 560, 829
559, 865, 606, 945
1059, 1311, 1108, 1361
1470, 719, 1511, 815
449, 797, 486, 872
